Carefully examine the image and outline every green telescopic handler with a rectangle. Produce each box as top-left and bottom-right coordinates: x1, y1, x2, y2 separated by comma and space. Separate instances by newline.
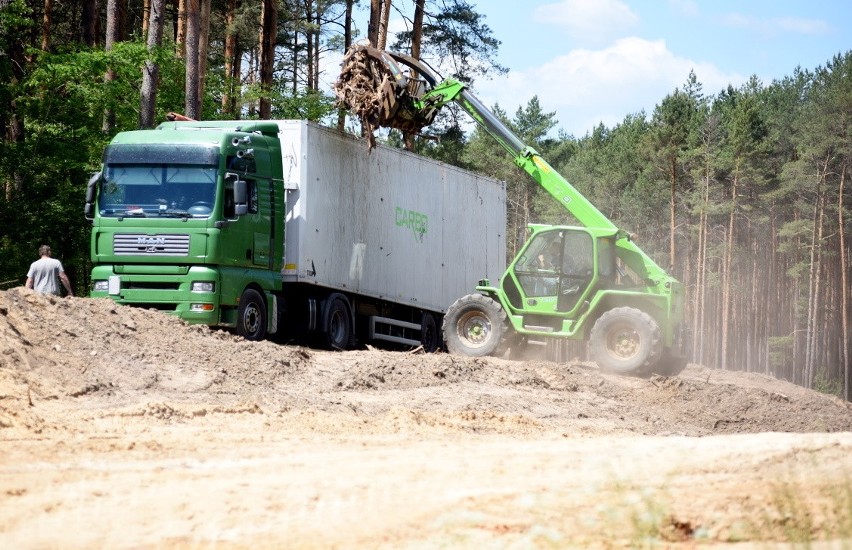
335, 45, 689, 376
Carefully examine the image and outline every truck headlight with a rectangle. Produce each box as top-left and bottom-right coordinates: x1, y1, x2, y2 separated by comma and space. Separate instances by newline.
191, 281, 215, 292
93, 280, 109, 291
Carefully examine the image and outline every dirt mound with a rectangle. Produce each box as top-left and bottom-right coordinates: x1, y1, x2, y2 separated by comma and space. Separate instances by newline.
3, 288, 852, 549
1, 287, 849, 439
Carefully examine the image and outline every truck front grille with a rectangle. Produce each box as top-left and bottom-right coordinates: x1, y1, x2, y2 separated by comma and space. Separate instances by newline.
114, 234, 190, 256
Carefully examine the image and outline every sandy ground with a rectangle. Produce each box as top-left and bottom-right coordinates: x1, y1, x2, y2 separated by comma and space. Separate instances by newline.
1, 288, 851, 548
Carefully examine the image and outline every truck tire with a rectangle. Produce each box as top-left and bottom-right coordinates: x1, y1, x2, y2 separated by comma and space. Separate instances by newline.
322, 295, 351, 350
420, 312, 440, 352
442, 294, 507, 357
237, 288, 267, 341
589, 307, 662, 375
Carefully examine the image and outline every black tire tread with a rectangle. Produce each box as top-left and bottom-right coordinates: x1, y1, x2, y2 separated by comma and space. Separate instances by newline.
442, 294, 510, 357
589, 306, 662, 375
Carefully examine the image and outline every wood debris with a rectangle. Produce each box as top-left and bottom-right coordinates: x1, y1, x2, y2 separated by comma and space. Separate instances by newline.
333, 44, 439, 148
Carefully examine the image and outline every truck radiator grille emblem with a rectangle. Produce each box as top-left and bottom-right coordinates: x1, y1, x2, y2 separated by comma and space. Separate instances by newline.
114, 234, 190, 256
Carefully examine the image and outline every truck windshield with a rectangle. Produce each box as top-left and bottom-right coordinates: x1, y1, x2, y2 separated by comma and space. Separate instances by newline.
99, 164, 217, 218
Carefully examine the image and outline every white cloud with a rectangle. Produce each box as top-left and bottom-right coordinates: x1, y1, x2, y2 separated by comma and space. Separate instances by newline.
532, 0, 639, 46
773, 17, 831, 35
721, 13, 830, 36
667, 0, 699, 17
474, 37, 744, 137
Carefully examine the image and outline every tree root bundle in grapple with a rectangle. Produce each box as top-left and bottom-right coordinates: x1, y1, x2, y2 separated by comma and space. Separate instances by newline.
333, 44, 438, 148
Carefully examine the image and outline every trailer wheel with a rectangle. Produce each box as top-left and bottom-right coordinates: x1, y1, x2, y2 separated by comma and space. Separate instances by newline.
237, 288, 267, 341
589, 307, 662, 375
442, 294, 506, 357
322, 295, 351, 350
420, 312, 440, 352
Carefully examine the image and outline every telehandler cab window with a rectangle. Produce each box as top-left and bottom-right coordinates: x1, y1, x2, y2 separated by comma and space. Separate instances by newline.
562, 231, 593, 277
514, 230, 595, 300
598, 237, 616, 279
514, 231, 563, 297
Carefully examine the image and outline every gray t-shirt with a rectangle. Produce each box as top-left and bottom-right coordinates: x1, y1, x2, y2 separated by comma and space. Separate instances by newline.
27, 257, 65, 295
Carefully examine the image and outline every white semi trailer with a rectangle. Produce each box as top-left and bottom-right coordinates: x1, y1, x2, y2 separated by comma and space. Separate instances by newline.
87, 119, 506, 350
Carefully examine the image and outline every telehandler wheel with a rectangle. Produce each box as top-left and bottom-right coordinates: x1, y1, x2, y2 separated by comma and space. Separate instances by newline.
589, 307, 662, 375
237, 288, 267, 341
442, 294, 507, 357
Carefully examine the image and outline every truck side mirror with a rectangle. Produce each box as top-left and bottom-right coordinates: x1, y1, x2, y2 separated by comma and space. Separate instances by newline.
84, 171, 101, 220
233, 178, 248, 216
224, 172, 249, 218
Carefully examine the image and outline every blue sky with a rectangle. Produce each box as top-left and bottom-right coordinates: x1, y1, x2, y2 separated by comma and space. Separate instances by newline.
341, 0, 851, 138
472, 0, 851, 136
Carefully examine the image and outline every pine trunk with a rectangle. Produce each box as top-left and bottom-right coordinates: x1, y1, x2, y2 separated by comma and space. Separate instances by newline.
82, 0, 98, 47
840, 164, 850, 399
140, 0, 165, 128
142, 0, 150, 37
669, 156, 676, 271
41, 0, 53, 51
221, 0, 239, 116
103, 0, 122, 133
805, 162, 827, 387
694, 157, 710, 365
720, 166, 738, 370
4, 28, 25, 200
176, 0, 186, 56
377, 0, 391, 50
184, 0, 200, 119
197, 0, 211, 108
368, 0, 381, 46
258, 0, 277, 119
337, 0, 354, 131
402, 0, 425, 150
313, 9, 320, 90
306, 1, 314, 92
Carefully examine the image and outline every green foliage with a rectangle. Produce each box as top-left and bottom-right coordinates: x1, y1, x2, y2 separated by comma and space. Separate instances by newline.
0, 36, 189, 291
392, 0, 507, 83
768, 334, 794, 370
813, 367, 843, 397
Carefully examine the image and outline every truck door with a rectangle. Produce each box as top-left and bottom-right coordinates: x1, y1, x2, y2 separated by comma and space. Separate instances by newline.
223, 148, 272, 268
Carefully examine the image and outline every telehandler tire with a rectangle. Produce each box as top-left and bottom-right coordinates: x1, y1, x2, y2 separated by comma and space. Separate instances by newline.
443, 294, 507, 357
589, 307, 662, 375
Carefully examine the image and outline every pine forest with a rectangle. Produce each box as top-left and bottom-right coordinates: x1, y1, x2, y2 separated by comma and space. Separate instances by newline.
0, 0, 850, 398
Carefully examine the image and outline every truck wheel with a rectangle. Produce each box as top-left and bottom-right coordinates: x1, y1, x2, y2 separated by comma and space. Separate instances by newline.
420, 312, 440, 352
442, 294, 507, 357
322, 295, 351, 350
237, 288, 267, 341
589, 307, 662, 375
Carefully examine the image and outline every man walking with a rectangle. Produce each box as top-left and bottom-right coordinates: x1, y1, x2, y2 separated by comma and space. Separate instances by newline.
25, 245, 74, 297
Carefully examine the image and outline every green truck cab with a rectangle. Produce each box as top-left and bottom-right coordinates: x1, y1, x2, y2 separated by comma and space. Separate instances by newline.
87, 121, 283, 334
